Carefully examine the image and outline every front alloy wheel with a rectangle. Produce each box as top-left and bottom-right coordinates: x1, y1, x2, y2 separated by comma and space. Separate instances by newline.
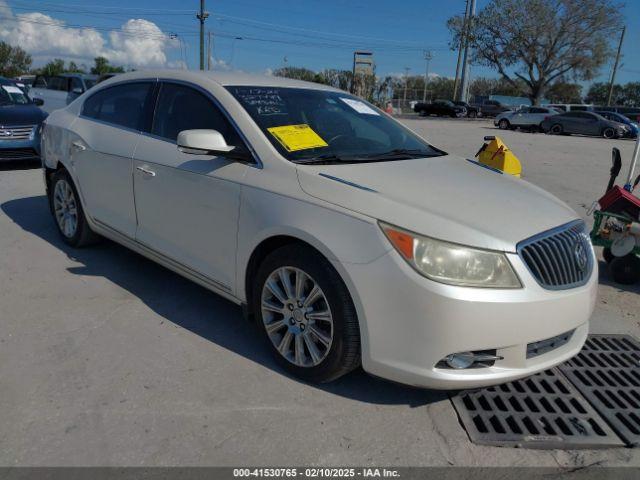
253, 244, 361, 383
261, 267, 333, 367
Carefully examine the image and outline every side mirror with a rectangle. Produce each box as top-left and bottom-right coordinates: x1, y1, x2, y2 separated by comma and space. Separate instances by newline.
72, 87, 84, 95
32, 98, 44, 106
177, 129, 251, 162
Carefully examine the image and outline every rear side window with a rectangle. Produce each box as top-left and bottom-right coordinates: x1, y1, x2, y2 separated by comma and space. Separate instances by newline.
82, 82, 153, 131
151, 82, 242, 146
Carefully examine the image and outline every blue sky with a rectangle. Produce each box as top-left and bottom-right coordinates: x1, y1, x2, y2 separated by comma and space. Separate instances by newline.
1, 0, 639, 84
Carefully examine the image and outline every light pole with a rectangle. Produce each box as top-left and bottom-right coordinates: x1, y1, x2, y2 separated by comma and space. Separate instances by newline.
422, 50, 433, 102
403, 67, 410, 105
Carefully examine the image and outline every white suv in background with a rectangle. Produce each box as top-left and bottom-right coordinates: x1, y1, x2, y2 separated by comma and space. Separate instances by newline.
41, 71, 597, 389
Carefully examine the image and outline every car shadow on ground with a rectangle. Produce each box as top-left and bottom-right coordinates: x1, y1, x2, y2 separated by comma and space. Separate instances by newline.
1, 195, 445, 407
597, 259, 640, 294
0, 160, 41, 171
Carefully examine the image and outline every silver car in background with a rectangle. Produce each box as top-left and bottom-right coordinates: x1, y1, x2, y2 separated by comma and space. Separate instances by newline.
495, 106, 560, 131
30, 74, 98, 112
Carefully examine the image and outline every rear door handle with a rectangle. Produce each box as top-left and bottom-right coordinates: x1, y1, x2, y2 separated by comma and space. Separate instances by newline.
136, 166, 156, 177
71, 141, 86, 151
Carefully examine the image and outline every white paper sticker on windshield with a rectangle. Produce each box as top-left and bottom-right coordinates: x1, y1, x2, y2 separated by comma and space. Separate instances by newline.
2, 85, 23, 94
339, 97, 380, 116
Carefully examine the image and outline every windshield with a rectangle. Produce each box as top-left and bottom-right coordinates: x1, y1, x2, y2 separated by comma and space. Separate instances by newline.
0, 84, 31, 106
84, 79, 97, 89
226, 86, 445, 163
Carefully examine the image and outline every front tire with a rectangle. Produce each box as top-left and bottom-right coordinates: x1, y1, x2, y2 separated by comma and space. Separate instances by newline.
610, 254, 640, 285
49, 169, 99, 247
498, 119, 510, 130
603, 127, 617, 139
253, 244, 361, 383
468, 110, 477, 119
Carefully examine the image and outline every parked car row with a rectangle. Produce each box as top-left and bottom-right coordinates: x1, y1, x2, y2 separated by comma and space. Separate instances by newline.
495, 107, 637, 139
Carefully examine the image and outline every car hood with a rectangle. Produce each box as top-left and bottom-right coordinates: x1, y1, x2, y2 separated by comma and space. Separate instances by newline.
296, 155, 578, 252
0, 104, 47, 125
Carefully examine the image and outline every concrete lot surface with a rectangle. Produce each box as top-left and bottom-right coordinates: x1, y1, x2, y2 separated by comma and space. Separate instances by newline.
1, 118, 639, 467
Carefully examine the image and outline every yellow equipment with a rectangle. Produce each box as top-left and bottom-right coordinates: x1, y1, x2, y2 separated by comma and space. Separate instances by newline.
474, 136, 522, 178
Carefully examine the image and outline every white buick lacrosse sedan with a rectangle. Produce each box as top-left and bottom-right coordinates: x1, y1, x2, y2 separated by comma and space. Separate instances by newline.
41, 71, 596, 389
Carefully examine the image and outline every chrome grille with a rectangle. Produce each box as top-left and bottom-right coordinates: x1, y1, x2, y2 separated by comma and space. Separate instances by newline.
518, 221, 593, 290
0, 125, 35, 141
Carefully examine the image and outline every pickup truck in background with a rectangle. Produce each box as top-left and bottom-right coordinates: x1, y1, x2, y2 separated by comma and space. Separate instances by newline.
413, 99, 466, 117
29, 74, 97, 112
470, 99, 510, 117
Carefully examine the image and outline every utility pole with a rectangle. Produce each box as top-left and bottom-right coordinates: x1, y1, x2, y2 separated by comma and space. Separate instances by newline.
207, 31, 212, 70
458, 0, 475, 102
453, 0, 470, 100
607, 26, 626, 106
422, 50, 433, 102
403, 67, 410, 106
197, 0, 209, 71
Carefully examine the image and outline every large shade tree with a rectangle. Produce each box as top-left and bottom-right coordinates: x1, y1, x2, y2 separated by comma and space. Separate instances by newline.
0, 41, 31, 78
447, 0, 622, 104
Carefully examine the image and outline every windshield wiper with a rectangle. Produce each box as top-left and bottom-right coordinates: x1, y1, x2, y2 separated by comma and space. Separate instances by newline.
361, 148, 438, 160
295, 154, 363, 165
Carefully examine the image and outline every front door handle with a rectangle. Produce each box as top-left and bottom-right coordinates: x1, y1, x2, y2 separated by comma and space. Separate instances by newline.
71, 141, 86, 151
136, 166, 156, 177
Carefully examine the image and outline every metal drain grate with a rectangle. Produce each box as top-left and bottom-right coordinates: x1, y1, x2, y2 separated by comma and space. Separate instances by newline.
451, 368, 625, 448
559, 334, 640, 447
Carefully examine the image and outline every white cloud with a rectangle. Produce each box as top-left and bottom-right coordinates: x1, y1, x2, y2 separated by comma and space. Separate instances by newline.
0, 1, 175, 68
105, 19, 170, 67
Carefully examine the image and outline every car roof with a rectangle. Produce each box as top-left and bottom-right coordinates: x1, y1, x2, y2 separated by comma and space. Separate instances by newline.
99, 69, 342, 92
0, 76, 18, 86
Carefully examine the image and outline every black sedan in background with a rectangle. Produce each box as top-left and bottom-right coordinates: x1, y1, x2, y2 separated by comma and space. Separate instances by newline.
0, 76, 47, 162
541, 111, 629, 139
413, 99, 466, 117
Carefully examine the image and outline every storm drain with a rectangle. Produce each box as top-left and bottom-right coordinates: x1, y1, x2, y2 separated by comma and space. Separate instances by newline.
451, 368, 625, 448
559, 334, 640, 447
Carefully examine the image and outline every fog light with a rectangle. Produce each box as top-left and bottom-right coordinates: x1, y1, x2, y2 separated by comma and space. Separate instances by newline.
439, 350, 504, 369
445, 352, 476, 369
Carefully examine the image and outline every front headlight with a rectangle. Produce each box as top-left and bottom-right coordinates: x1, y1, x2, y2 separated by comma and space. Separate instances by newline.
380, 223, 521, 288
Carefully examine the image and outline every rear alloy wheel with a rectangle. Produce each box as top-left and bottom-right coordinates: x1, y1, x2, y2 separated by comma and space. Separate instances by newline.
610, 254, 640, 285
603, 127, 617, 139
550, 124, 563, 135
498, 119, 510, 130
254, 245, 361, 383
49, 169, 100, 247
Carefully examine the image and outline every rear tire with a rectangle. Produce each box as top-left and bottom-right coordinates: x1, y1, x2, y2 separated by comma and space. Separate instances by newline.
468, 110, 477, 119
252, 244, 361, 383
610, 254, 640, 285
603, 247, 614, 264
498, 119, 510, 130
49, 169, 100, 247
550, 124, 563, 135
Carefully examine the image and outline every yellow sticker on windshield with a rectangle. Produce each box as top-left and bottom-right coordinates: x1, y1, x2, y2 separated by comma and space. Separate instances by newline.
267, 124, 328, 152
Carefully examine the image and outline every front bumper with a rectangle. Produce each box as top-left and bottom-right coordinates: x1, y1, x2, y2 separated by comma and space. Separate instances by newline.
341, 247, 597, 390
0, 137, 40, 161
